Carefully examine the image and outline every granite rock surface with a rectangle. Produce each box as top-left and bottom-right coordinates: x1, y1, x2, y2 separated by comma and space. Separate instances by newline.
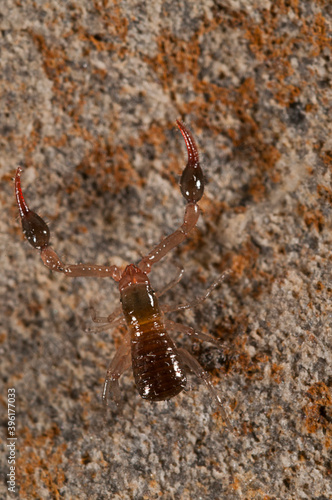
0, 1, 331, 499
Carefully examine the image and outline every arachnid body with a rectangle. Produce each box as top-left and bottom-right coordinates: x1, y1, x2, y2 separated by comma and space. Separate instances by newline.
15, 120, 229, 421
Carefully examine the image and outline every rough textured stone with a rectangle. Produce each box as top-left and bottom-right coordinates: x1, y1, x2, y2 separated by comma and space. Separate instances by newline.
0, 1, 331, 498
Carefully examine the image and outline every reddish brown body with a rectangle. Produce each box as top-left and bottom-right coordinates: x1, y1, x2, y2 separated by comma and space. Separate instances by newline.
15, 120, 230, 423
120, 264, 186, 400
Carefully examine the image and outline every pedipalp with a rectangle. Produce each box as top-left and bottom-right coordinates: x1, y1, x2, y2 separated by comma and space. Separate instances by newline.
15, 167, 122, 281
138, 120, 204, 274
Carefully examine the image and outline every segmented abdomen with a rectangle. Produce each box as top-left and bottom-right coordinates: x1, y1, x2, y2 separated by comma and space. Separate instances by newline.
131, 325, 186, 401
119, 269, 187, 401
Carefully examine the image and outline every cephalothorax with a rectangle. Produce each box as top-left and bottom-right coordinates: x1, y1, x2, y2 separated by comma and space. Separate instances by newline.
15, 120, 230, 422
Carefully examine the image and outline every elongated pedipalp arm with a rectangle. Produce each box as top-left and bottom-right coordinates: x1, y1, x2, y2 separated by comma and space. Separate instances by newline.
15, 167, 122, 281
138, 120, 204, 274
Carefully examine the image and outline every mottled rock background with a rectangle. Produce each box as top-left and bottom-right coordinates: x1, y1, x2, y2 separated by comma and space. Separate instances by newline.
0, 1, 331, 499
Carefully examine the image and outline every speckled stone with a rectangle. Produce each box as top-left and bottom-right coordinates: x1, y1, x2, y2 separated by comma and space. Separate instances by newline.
0, 1, 331, 499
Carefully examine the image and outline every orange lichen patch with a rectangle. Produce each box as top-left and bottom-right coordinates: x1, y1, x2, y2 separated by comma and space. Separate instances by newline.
77, 11, 128, 56
325, 437, 332, 451
228, 480, 275, 499
110, 144, 144, 192
230, 241, 276, 298
241, 422, 254, 436
77, 30, 115, 52
148, 480, 159, 492
242, 5, 307, 104
231, 244, 259, 279
25, 300, 43, 316
245, 15, 297, 62
297, 203, 325, 232
75, 135, 143, 194
247, 176, 267, 203
270, 82, 302, 107
190, 78, 258, 130
16, 424, 67, 499
307, 382, 332, 406
92, 0, 128, 42
75, 225, 89, 234
241, 7, 331, 105
271, 363, 284, 384
320, 149, 332, 169
229, 475, 241, 491
71, 120, 175, 195
234, 350, 269, 382
317, 184, 332, 204
202, 4, 321, 107
28, 4, 128, 122
214, 331, 269, 382
43, 134, 69, 149
303, 382, 332, 436
29, 32, 68, 80
301, 13, 331, 57
145, 30, 200, 90
190, 77, 281, 185
128, 121, 169, 159
29, 30, 84, 124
